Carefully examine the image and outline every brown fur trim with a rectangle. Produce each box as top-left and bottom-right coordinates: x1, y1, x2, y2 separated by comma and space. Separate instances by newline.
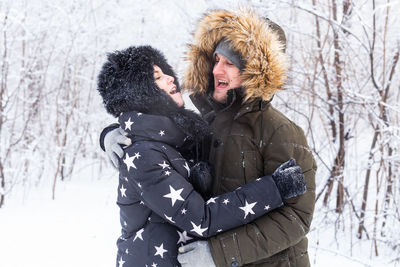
183, 8, 288, 102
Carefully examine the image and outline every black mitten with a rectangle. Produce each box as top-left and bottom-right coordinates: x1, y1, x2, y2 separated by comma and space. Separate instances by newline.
272, 158, 307, 199
188, 161, 214, 199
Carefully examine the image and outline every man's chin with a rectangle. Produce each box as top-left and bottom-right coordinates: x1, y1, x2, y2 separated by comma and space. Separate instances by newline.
212, 90, 228, 103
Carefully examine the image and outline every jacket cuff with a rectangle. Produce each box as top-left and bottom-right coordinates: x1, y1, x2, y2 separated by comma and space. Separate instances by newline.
209, 233, 242, 267
99, 123, 119, 151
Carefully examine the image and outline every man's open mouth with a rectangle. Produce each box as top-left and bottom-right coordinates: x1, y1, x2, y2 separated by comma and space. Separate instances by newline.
218, 80, 228, 86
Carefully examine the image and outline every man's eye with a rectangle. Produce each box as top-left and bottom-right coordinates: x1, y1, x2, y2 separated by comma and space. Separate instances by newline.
155, 76, 161, 80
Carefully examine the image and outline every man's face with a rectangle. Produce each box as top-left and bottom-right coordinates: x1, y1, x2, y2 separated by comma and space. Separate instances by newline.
212, 54, 242, 103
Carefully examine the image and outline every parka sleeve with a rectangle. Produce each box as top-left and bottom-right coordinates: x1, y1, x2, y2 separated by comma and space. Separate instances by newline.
208, 123, 317, 266
121, 143, 285, 239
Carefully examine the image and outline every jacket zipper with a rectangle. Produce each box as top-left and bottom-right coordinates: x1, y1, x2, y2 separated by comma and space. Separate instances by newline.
241, 152, 247, 183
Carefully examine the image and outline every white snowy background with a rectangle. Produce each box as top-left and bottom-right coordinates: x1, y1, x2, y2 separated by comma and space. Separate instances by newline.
0, 0, 399, 266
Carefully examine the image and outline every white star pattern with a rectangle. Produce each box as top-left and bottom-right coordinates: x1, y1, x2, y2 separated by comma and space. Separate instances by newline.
137, 113, 142, 116
118, 256, 125, 267
120, 184, 127, 197
152, 263, 157, 267
206, 197, 218, 204
164, 170, 171, 176
256, 178, 262, 181
223, 199, 230, 205
125, 248, 129, 254
163, 185, 184, 206
154, 243, 168, 258
123, 153, 137, 171
133, 152, 141, 160
137, 182, 142, 188
124, 177, 128, 182
181, 208, 187, 215
158, 161, 170, 169
239, 200, 257, 219
217, 229, 223, 233
190, 221, 208, 236
124, 118, 133, 130
183, 162, 190, 176
133, 228, 144, 242
177, 230, 193, 244
264, 205, 270, 210
159, 130, 165, 136
164, 214, 176, 224
123, 221, 127, 227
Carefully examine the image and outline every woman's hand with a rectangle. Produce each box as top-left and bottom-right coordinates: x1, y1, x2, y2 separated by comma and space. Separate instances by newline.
272, 158, 307, 199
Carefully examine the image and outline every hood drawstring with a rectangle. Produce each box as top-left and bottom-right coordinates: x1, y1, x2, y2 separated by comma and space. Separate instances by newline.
259, 101, 264, 148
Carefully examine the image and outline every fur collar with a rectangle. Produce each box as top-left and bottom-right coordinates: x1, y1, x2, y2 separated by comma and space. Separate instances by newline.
183, 8, 289, 102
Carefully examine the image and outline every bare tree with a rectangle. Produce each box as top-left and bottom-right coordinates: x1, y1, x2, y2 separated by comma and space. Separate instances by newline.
357, 0, 399, 246
0, 0, 122, 205
279, 0, 400, 259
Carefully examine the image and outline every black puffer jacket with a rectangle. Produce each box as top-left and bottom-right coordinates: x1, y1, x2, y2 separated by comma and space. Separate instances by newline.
115, 110, 284, 267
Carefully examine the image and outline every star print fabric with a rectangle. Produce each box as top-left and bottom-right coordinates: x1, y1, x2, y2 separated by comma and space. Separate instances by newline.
115, 111, 284, 267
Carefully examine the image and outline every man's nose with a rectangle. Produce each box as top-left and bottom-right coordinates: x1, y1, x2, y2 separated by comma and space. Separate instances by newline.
167, 75, 174, 83
213, 61, 224, 75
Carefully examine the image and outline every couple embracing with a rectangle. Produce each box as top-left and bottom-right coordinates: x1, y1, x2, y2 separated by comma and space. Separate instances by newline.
97, 8, 316, 267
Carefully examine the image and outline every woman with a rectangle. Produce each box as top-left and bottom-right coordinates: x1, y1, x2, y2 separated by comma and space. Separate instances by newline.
97, 45, 306, 267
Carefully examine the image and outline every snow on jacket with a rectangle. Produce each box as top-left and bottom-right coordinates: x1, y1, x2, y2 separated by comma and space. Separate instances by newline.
115, 110, 285, 267
183, 9, 317, 267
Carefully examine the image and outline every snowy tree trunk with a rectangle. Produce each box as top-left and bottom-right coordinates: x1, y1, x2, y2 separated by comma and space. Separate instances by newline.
0, 12, 8, 208
281, 0, 400, 258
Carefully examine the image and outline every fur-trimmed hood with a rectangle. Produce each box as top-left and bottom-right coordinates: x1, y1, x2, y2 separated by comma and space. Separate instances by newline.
183, 8, 289, 102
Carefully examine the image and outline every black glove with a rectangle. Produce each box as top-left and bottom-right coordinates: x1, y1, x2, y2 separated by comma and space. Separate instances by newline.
188, 161, 214, 199
272, 158, 307, 199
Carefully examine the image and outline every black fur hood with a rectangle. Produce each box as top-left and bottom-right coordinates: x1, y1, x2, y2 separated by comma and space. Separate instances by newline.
97, 45, 181, 117
97, 45, 209, 142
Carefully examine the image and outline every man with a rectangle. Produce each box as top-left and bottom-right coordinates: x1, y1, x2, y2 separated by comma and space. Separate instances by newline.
177, 9, 316, 267
102, 8, 316, 267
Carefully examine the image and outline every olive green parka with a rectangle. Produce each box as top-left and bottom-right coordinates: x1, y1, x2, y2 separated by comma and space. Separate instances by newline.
184, 9, 317, 267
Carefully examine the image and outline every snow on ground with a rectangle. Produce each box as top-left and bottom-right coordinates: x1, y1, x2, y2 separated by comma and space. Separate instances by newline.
0, 165, 120, 267
0, 164, 395, 267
